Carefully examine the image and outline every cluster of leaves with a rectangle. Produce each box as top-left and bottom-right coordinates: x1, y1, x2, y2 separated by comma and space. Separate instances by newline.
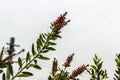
87, 54, 108, 80
0, 47, 15, 74
48, 53, 89, 80
0, 12, 70, 80
113, 54, 120, 80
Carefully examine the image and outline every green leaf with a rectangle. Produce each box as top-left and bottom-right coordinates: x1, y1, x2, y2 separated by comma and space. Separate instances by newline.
8, 64, 13, 76
50, 37, 57, 40
41, 50, 49, 53
0, 47, 4, 61
40, 34, 45, 43
39, 38, 43, 46
34, 60, 37, 64
26, 64, 41, 69
91, 65, 97, 71
2, 73, 5, 80
18, 72, 33, 77
0, 70, 3, 73
18, 57, 22, 69
98, 62, 103, 69
36, 39, 41, 51
32, 44, 37, 56
33, 64, 41, 69
26, 52, 31, 63
46, 47, 56, 51
48, 42, 56, 45
38, 55, 50, 60
95, 54, 98, 59
91, 69, 94, 75
41, 33, 46, 40
93, 58, 97, 65
48, 75, 52, 80
0, 65, 7, 68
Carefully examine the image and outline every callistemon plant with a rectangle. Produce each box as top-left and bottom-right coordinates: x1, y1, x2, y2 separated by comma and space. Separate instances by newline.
87, 54, 108, 80
48, 53, 89, 80
0, 12, 70, 80
1, 11, 120, 80
113, 54, 120, 80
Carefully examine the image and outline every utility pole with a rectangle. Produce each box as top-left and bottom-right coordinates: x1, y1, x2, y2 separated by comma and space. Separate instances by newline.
6, 37, 20, 79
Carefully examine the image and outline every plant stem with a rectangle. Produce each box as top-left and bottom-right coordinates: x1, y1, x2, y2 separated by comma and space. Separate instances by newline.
11, 13, 68, 79
11, 50, 41, 80
11, 23, 60, 80
11, 31, 53, 80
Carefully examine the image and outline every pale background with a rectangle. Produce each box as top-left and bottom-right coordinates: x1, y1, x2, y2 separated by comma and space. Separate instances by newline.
0, 0, 120, 80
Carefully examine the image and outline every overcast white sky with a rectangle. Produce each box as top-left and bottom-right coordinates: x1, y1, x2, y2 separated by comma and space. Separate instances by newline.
1, 0, 120, 80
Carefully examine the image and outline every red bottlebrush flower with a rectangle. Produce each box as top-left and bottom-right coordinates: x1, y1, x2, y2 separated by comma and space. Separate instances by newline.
63, 53, 74, 67
55, 15, 65, 24
70, 64, 89, 79
54, 12, 67, 25
52, 58, 58, 76
51, 12, 70, 38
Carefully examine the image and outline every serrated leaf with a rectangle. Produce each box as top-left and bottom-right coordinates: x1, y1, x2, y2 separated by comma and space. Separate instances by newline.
26, 52, 31, 63
18, 57, 22, 69
32, 44, 37, 56
38, 55, 50, 60
18, 72, 33, 77
46, 47, 56, 51
2, 73, 5, 80
8, 64, 13, 76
